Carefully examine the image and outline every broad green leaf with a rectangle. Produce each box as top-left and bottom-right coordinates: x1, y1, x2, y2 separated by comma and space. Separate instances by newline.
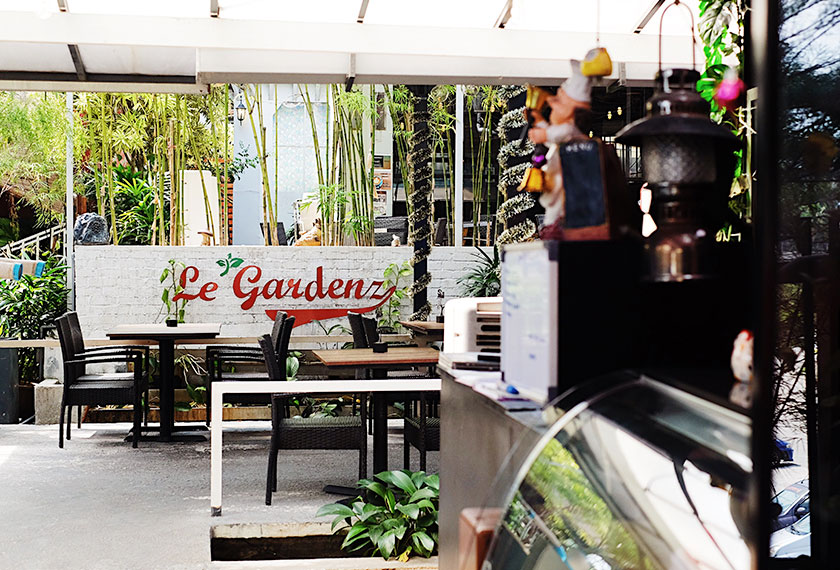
368, 525, 383, 548
379, 488, 396, 512
412, 531, 435, 555
215, 260, 225, 267
378, 529, 397, 559
341, 524, 368, 548
377, 470, 417, 495
316, 503, 354, 519
409, 488, 436, 503
425, 473, 439, 491
230, 258, 244, 268
414, 499, 435, 510
410, 471, 427, 489
396, 503, 420, 520
361, 480, 388, 501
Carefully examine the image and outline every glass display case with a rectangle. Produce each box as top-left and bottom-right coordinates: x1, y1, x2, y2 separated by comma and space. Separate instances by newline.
480, 371, 752, 570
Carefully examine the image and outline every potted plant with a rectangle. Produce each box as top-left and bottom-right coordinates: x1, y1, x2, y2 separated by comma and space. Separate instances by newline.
457, 246, 500, 297
317, 470, 439, 562
0, 254, 67, 421
159, 258, 187, 326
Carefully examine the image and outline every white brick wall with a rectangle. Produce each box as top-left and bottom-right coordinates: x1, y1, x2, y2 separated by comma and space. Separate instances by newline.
74, 246, 491, 338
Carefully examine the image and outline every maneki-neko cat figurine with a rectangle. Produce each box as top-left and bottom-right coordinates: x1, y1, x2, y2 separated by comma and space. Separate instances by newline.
523, 60, 639, 241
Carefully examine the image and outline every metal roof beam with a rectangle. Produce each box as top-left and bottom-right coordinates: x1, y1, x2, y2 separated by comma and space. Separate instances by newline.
357, 0, 369, 24
67, 44, 87, 81
494, 0, 513, 29
634, 0, 666, 34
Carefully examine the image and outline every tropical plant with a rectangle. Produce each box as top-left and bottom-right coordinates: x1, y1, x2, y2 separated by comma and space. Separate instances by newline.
696, 0, 750, 237
378, 260, 413, 332
383, 85, 416, 217
286, 350, 301, 382
74, 87, 232, 246
159, 258, 188, 323
114, 174, 159, 245
0, 255, 67, 383
0, 91, 69, 227
316, 470, 439, 561
312, 319, 354, 350
175, 352, 207, 410
0, 218, 17, 246
465, 86, 499, 246
457, 247, 501, 297
300, 84, 378, 246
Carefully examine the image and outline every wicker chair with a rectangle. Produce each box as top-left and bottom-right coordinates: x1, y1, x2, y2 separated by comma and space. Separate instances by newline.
260, 334, 367, 506
62, 311, 150, 428
205, 312, 288, 425
403, 392, 440, 471
353, 313, 438, 461
56, 314, 148, 448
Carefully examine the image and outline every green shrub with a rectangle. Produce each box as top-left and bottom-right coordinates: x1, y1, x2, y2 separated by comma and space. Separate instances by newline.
316, 470, 439, 561
457, 246, 500, 297
0, 255, 67, 383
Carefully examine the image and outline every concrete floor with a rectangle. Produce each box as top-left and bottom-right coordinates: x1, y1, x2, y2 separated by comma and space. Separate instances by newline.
0, 420, 439, 570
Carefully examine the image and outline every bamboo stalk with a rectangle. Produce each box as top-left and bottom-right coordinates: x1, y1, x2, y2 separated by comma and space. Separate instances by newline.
223, 85, 230, 246
274, 84, 280, 226
168, 117, 176, 246
106, 95, 119, 245
98, 95, 106, 219
188, 127, 216, 245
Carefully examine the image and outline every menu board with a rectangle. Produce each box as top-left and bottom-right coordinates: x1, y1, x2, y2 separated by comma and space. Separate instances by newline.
372, 167, 392, 216
501, 242, 559, 404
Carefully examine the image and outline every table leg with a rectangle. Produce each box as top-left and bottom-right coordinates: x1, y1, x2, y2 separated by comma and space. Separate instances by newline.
159, 338, 175, 442
372, 366, 388, 474
210, 382, 223, 516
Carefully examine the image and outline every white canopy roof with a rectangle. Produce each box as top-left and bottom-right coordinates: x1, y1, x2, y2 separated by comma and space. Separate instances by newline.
0, 0, 703, 92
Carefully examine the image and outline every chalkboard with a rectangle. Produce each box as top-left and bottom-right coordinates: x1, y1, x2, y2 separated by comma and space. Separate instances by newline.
558, 139, 606, 229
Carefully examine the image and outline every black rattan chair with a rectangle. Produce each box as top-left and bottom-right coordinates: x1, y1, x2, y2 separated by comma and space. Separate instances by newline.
403, 392, 440, 471
63, 311, 150, 427
205, 312, 288, 425
56, 314, 148, 448
261, 334, 367, 505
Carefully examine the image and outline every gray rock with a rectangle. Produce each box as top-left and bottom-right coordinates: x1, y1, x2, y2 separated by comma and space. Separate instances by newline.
73, 213, 110, 245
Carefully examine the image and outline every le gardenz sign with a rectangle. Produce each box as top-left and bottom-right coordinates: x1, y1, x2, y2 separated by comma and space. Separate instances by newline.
171, 255, 396, 327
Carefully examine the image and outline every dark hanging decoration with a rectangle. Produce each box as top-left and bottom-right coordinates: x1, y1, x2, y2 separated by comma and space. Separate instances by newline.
495, 86, 540, 244
407, 86, 433, 321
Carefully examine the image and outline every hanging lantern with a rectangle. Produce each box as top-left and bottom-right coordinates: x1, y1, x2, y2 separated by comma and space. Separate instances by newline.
615, 2, 739, 281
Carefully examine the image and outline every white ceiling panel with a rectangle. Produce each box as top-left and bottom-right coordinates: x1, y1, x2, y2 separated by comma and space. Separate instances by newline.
0, 0, 58, 15
218, 0, 360, 23
67, 0, 207, 18
79, 45, 195, 76
506, 0, 699, 36
364, 0, 502, 29
0, 42, 75, 73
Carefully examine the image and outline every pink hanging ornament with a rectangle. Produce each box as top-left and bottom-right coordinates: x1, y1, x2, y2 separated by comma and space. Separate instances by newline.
714, 68, 745, 112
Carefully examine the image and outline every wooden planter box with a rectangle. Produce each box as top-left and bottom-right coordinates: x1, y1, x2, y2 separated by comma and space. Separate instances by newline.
211, 523, 438, 569
85, 405, 271, 423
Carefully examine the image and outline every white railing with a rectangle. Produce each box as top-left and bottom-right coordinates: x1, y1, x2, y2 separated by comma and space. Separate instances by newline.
0, 223, 65, 259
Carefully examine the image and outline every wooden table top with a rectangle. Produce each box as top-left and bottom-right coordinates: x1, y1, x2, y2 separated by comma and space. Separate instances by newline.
312, 347, 439, 368
107, 323, 222, 340
399, 320, 445, 334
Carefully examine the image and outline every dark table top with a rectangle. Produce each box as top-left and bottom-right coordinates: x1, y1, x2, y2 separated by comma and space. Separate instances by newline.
312, 347, 439, 368
107, 323, 222, 340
